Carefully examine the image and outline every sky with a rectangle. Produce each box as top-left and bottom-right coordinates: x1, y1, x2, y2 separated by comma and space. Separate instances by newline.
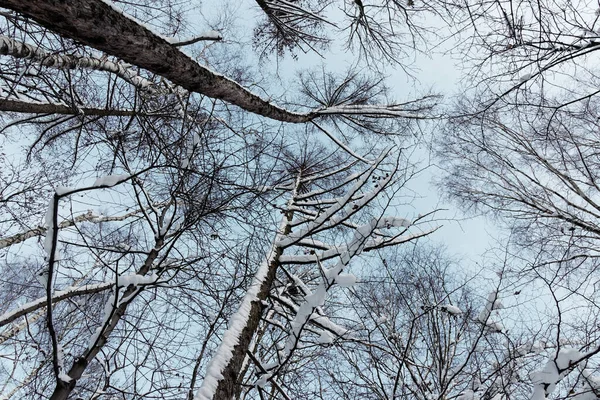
219, 5, 501, 263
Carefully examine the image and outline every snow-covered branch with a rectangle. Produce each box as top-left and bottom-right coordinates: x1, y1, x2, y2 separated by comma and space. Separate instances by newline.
50, 233, 166, 399
166, 31, 222, 46
313, 104, 435, 119
0, 282, 113, 328
280, 227, 438, 264
529, 346, 600, 400
0, 35, 162, 94
477, 291, 504, 333
0, 208, 143, 250
277, 147, 393, 248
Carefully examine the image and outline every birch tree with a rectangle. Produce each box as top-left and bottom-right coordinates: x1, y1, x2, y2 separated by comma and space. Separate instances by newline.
0, 93, 279, 399
1, 133, 439, 399
324, 246, 525, 400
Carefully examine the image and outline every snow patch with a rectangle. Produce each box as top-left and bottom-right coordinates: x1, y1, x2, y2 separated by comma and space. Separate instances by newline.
318, 330, 334, 344
93, 174, 130, 188
519, 73, 533, 82
55, 186, 74, 196
440, 304, 463, 315
255, 373, 271, 388
555, 347, 583, 370
335, 273, 357, 287
58, 372, 72, 383
118, 272, 158, 288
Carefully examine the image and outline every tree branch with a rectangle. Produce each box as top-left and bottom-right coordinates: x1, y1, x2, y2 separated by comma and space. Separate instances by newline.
0, 0, 311, 122
0, 209, 143, 250
0, 282, 113, 329
0, 35, 160, 94
0, 98, 139, 117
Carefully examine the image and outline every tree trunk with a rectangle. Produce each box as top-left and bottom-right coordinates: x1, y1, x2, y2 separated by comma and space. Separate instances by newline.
213, 231, 290, 400
196, 175, 300, 400
0, 0, 313, 123
49, 237, 165, 400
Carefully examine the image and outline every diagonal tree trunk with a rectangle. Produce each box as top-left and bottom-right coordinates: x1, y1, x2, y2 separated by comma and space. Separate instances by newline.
49, 235, 165, 400
0, 0, 313, 123
0, 1, 427, 123
0, 34, 161, 94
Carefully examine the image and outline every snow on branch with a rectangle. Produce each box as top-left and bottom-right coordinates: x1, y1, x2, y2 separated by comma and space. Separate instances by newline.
38, 173, 133, 257
477, 291, 504, 333
92, 174, 131, 188
271, 213, 426, 378
0, 208, 143, 250
529, 347, 593, 400
243, 148, 436, 383
196, 252, 276, 398
165, 31, 223, 46
270, 293, 350, 339
54, 229, 167, 390
0, 35, 162, 94
195, 148, 424, 397
439, 304, 464, 315
277, 147, 393, 248
195, 191, 298, 400
0, 282, 113, 328
313, 104, 434, 119
86, 271, 160, 350
280, 228, 436, 264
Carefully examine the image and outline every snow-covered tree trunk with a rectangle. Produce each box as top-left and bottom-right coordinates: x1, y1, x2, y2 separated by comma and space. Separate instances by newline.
49, 233, 166, 400
195, 174, 301, 400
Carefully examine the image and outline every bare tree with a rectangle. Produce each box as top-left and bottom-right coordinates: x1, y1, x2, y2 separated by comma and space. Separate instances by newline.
0, 0, 439, 122
437, 0, 600, 395
196, 144, 438, 399
322, 245, 520, 400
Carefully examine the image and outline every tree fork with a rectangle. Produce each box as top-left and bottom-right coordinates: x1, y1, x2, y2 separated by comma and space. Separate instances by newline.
49, 236, 165, 400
